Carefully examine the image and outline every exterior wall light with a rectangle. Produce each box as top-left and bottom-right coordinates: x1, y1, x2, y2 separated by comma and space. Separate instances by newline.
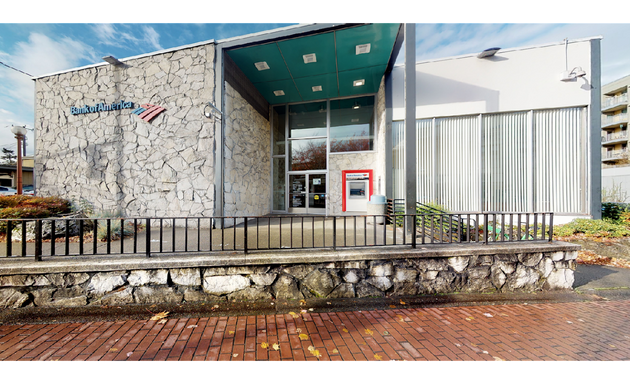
204, 101, 223, 121
102, 56, 123, 66
477, 47, 500, 58
561, 66, 587, 81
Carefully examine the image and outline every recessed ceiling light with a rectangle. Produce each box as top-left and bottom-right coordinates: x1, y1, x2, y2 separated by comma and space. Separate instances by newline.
312, 85, 322, 92
353, 79, 365, 87
352, 102, 361, 110
351, 118, 359, 123
254, 61, 270, 71
356, 43, 371, 55
303, 53, 317, 64
273, 90, 285, 96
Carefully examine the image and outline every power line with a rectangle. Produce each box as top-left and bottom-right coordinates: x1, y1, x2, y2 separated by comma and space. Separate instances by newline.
0, 61, 33, 77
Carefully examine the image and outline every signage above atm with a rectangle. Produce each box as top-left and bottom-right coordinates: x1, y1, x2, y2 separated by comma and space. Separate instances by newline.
345, 172, 370, 180
70, 100, 134, 115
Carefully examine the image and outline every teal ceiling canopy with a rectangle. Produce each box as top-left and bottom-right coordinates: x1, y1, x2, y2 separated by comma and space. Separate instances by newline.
226, 24, 402, 104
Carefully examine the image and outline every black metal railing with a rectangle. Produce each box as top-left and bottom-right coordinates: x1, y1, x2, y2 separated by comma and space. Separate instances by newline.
0, 212, 553, 261
387, 199, 476, 242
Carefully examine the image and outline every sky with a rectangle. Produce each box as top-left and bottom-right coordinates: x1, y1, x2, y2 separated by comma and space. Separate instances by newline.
1, 2, 630, 157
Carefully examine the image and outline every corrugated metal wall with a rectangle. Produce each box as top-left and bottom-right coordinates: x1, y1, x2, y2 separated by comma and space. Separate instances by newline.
392, 106, 588, 214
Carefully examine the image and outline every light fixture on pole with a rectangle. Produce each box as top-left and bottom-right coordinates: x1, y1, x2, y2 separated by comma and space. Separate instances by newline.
560, 38, 587, 81
10, 125, 27, 195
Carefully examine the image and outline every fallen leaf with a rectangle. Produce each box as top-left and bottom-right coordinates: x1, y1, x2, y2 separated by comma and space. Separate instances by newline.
332, 349, 339, 354
342, 328, 349, 333
308, 308, 313, 312
261, 342, 269, 349
150, 311, 169, 321
567, 321, 573, 324
296, 328, 302, 333
364, 329, 374, 336
483, 313, 493, 318
272, 343, 280, 351
109, 348, 118, 353
126, 352, 133, 357
233, 353, 238, 358
326, 302, 331, 305
465, 316, 474, 321
158, 319, 167, 325
300, 300, 307, 305
609, 344, 616, 348
300, 309, 307, 314
307, 346, 321, 359
187, 325, 198, 329
493, 356, 504, 361
289, 312, 300, 319
374, 354, 383, 360
229, 330, 234, 335
389, 305, 396, 308
299, 333, 309, 340
399, 300, 406, 305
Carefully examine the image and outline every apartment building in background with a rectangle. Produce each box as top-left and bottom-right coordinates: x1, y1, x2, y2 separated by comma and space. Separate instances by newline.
601, 75, 630, 201
601, 75, 630, 165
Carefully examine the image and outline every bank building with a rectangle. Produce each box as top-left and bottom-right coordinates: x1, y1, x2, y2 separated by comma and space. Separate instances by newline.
32, 23, 602, 223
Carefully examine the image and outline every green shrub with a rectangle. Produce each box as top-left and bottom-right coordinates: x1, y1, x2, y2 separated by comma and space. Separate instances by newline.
601, 202, 630, 222
555, 218, 630, 238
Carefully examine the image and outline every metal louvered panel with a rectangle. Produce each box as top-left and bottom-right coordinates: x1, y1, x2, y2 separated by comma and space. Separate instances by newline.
393, 107, 587, 214
392, 121, 405, 200
416, 119, 434, 203
436, 115, 480, 211
533, 107, 587, 214
483, 112, 530, 212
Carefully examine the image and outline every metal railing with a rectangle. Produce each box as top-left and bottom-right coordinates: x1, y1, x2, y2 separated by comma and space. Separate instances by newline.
602, 94, 628, 109
602, 148, 629, 160
602, 113, 628, 128
602, 130, 629, 144
0, 212, 554, 261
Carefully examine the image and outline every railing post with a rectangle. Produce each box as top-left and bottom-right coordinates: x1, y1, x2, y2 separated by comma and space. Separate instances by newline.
332, 216, 336, 251
243, 218, 248, 254
6, 220, 12, 257
35, 220, 42, 262
412, 214, 417, 249
145, 218, 151, 257
549, 213, 554, 242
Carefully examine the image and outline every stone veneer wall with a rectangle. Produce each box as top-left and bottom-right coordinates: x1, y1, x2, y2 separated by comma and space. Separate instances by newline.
0, 247, 577, 309
35, 44, 216, 218
223, 83, 271, 219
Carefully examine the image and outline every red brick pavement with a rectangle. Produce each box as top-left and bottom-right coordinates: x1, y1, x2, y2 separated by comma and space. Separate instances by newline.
1, 299, 630, 361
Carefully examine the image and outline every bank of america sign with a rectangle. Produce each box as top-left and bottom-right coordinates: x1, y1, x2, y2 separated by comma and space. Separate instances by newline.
69, 100, 166, 123
132, 104, 166, 122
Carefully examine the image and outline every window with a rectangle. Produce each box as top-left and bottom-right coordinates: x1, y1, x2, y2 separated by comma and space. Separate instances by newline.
330, 96, 374, 152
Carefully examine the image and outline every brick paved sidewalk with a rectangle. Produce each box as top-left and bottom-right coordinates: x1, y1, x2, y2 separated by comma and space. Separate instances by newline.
1, 299, 630, 361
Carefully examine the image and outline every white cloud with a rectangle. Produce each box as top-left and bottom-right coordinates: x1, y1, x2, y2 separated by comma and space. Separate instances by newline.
90, 24, 163, 52
0, 32, 95, 155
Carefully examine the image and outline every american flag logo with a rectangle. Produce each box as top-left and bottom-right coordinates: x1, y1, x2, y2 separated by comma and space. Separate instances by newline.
131, 104, 166, 122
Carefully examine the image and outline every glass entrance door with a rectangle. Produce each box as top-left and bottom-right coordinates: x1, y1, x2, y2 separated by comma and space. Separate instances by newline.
288, 174, 326, 214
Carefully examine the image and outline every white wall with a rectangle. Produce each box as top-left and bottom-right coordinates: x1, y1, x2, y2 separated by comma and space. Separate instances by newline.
392, 39, 596, 120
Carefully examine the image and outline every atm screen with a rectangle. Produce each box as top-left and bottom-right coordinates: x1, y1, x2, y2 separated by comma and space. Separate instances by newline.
349, 181, 366, 198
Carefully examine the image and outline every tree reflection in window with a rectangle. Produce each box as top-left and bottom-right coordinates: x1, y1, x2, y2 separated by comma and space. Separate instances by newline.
330, 96, 374, 153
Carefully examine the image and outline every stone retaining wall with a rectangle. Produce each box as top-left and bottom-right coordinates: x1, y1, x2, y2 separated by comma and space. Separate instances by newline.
0, 244, 578, 309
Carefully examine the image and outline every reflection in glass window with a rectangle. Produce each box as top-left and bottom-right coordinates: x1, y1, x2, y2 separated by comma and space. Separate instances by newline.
272, 105, 286, 156
289, 139, 327, 171
272, 157, 285, 210
330, 96, 374, 152
289, 101, 327, 138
